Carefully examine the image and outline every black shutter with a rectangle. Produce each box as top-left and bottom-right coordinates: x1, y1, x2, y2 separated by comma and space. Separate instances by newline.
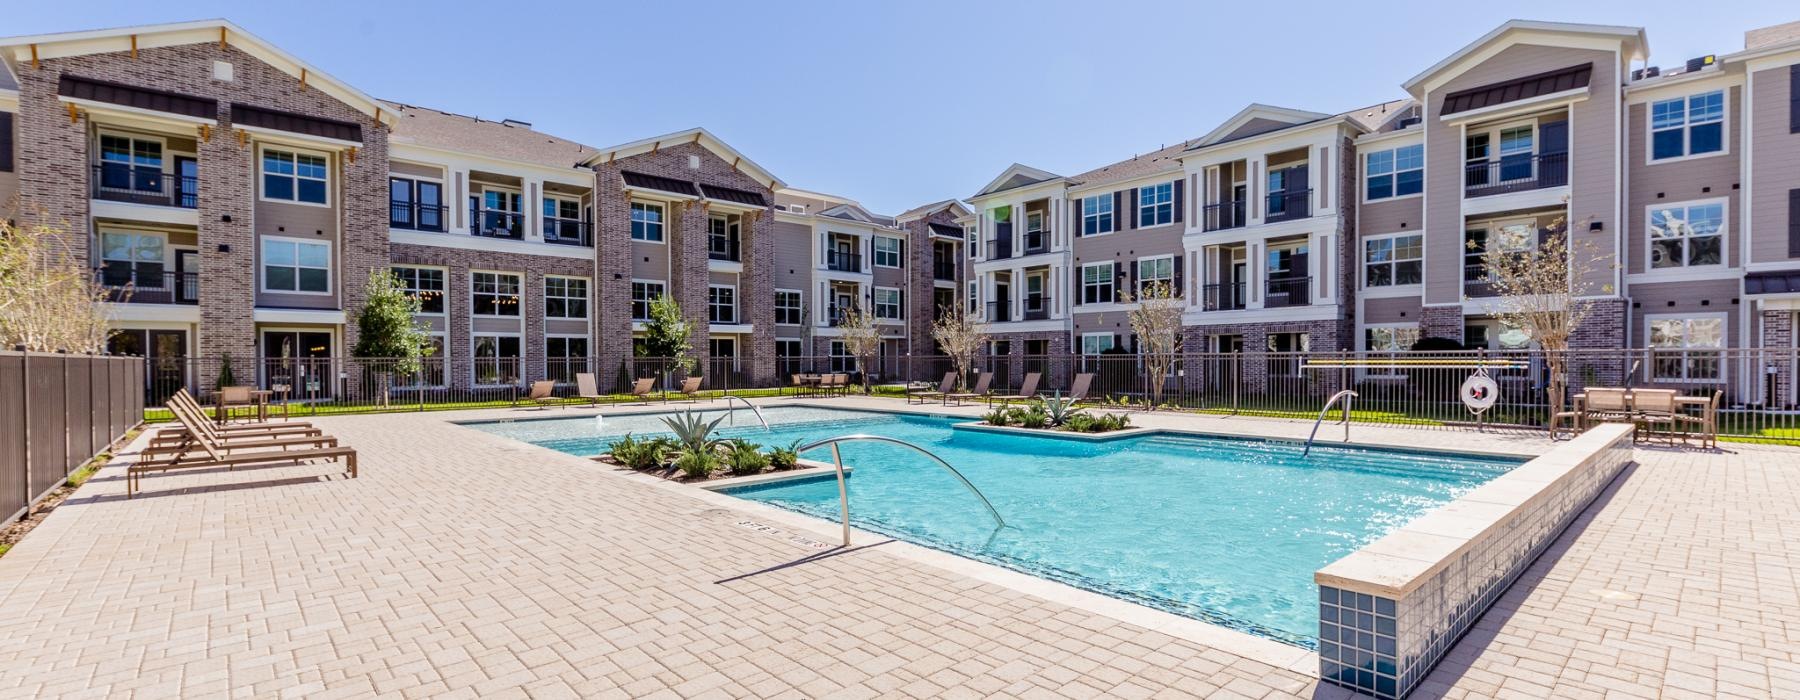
1789, 189, 1800, 257
899, 238, 907, 269
1172, 255, 1184, 296
1112, 191, 1124, 233
0, 112, 12, 173
898, 287, 905, 318
1074, 268, 1084, 306
1792, 65, 1800, 134
1073, 196, 1084, 238
1173, 178, 1185, 224
1127, 188, 1139, 229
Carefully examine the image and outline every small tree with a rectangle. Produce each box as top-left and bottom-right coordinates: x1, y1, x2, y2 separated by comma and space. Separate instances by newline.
641, 293, 694, 380
1471, 214, 1601, 418
837, 298, 883, 393
1124, 280, 1184, 409
930, 302, 988, 391
216, 353, 236, 389
353, 269, 435, 403
0, 217, 115, 353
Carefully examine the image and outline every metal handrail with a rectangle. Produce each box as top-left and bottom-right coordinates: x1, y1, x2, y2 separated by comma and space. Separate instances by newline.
796, 434, 1006, 546
1302, 390, 1358, 457
720, 395, 768, 430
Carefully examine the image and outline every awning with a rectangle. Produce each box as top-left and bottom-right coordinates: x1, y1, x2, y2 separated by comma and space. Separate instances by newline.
231, 103, 362, 142
1441, 64, 1592, 116
699, 183, 766, 206
59, 75, 215, 119
620, 170, 699, 197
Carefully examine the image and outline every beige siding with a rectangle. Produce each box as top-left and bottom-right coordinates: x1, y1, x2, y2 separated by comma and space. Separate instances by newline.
1220, 117, 1295, 143
630, 239, 669, 280
545, 319, 587, 335
1625, 278, 1742, 347
1363, 296, 1424, 325
390, 160, 444, 179
1751, 63, 1800, 264
1359, 196, 1423, 236
1623, 87, 1742, 274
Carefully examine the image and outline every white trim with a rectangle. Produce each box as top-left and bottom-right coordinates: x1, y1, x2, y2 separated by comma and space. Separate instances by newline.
1642, 312, 1728, 384
1360, 142, 1425, 205
1402, 21, 1645, 95
469, 270, 525, 320
1643, 88, 1730, 165
872, 234, 904, 269
469, 331, 525, 388
629, 200, 667, 243
973, 163, 1064, 198
773, 288, 804, 326
707, 283, 739, 325
1078, 332, 1118, 355
237, 123, 360, 150
1436, 89, 1589, 124
1135, 181, 1176, 229
583, 127, 785, 189
251, 307, 345, 325
257, 235, 333, 296
1358, 230, 1425, 293
1195, 103, 1333, 147
542, 274, 590, 321
59, 96, 216, 127
389, 264, 448, 316
256, 144, 332, 208
1638, 197, 1730, 280
629, 279, 666, 322
385, 229, 594, 260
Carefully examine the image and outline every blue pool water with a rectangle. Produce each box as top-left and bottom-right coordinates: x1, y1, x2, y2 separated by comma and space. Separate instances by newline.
466, 406, 1521, 645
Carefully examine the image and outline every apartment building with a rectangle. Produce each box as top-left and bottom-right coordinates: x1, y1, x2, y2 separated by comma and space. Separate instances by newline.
0, 20, 969, 394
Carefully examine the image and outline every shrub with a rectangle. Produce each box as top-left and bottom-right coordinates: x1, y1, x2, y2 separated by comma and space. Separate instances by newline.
662, 409, 725, 455
983, 407, 1012, 426
1040, 392, 1085, 427
724, 439, 770, 476
608, 433, 668, 470
1063, 414, 1099, 433
1014, 406, 1049, 429
768, 439, 801, 470
1097, 412, 1132, 432
674, 448, 718, 479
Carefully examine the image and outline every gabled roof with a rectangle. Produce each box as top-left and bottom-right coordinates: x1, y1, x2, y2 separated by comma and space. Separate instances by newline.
582, 127, 785, 190
385, 101, 596, 169
0, 19, 395, 125
1402, 20, 1646, 96
972, 163, 1062, 198
895, 199, 971, 223
1194, 104, 1333, 148
818, 203, 897, 228
1339, 99, 1419, 133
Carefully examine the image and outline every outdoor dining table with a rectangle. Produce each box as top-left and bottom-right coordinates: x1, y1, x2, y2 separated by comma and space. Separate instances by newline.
212, 387, 273, 424
1570, 391, 1714, 442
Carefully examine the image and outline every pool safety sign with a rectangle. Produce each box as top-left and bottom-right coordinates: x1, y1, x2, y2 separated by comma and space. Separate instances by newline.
1460, 369, 1500, 414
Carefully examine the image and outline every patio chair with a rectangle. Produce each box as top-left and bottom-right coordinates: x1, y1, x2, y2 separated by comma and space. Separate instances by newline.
627, 377, 656, 404
1675, 390, 1723, 449
946, 372, 994, 407
130, 401, 356, 497
1631, 389, 1680, 444
1065, 373, 1096, 404
1583, 388, 1632, 426
140, 396, 341, 460
521, 380, 561, 409
152, 390, 320, 447
908, 372, 956, 405
820, 373, 847, 397
574, 373, 606, 407
217, 385, 257, 424
789, 373, 816, 399
673, 376, 711, 402
988, 372, 1041, 407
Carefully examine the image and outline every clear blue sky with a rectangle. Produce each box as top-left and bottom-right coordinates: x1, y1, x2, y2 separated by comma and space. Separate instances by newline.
8, 1, 1791, 213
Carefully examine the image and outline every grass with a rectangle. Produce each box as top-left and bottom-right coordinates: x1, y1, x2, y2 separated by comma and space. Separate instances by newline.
143, 386, 874, 423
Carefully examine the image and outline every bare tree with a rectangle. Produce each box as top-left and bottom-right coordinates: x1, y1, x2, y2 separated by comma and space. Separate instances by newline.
1124, 280, 1184, 409
930, 302, 988, 392
0, 217, 115, 353
1471, 213, 1602, 417
836, 298, 884, 393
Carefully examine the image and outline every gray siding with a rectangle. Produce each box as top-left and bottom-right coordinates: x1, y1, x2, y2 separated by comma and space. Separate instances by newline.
1751, 63, 1800, 265
1625, 278, 1742, 347
1623, 87, 1742, 274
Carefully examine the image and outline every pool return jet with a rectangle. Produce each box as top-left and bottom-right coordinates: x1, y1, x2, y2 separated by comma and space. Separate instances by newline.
795, 435, 1006, 547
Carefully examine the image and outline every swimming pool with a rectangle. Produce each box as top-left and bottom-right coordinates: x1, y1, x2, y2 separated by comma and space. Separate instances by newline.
467, 406, 1521, 646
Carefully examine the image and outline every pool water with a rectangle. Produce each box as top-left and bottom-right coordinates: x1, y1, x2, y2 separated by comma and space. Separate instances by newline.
466, 406, 1520, 645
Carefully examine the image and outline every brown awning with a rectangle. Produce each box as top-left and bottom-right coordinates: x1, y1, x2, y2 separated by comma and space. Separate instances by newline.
58, 75, 215, 120
699, 183, 766, 207
1746, 270, 1800, 295
230, 103, 362, 143
1440, 64, 1592, 116
928, 223, 963, 238
621, 171, 699, 197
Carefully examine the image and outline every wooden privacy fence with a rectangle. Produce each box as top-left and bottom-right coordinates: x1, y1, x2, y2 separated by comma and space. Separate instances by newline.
0, 351, 144, 521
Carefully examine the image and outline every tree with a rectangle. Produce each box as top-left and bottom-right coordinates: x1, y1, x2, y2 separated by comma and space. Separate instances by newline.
0, 217, 114, 353
1125, 280, 1184, 409
837, 298, 883, 393
930, 302, 988, 392
641, 293, 694, 378
1470, 213, 1602, 419
352, 269, 434, 376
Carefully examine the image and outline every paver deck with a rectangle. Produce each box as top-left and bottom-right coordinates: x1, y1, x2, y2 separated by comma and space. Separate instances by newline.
0, 396, 1791, 698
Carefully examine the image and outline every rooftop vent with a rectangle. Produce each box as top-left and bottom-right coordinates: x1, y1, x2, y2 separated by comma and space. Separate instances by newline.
500, 118, 532, 128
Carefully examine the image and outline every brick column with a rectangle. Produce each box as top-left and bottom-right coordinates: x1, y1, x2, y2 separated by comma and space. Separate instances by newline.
196, 105, 257, 388
12, 62, 90, 261
523, 269, 547, 382
670, 201, 711, 377
1762, 310, 1793, 408
593, 165, 634, 390
743, 209, 777, 385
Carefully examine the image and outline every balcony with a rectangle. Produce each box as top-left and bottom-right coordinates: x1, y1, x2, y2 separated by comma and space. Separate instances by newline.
826, 250, 862, 272
471, 207, 525, 240
1464, 152, 1567, 198
1264, 276, 1312, 308
709, 236, 740, 262
390, 200, 447, 232
1464, 263, 1499, 298
987, 238, 1013, 260
1022, 229, 1048, 255
95, 268, 198, 305
1202, 282, 1246, 311
986, 301, 1012, 323
933, 259, 958, 281
1022, 295, 1052, 321
91, 164, 196, 209
1203, 200, 1247, 232
1264, 190, 1312, 224
825, 305, 850, 327
709, 306, 738, 325
544, 217, 593, 247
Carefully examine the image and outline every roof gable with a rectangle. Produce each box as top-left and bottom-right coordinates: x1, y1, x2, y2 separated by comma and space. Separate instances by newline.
1402, 20, 1645, 97
896, 199, 971, 223
1196, 104, 1332, 147
584, 127, 784, 190
973, 163, 1061, 198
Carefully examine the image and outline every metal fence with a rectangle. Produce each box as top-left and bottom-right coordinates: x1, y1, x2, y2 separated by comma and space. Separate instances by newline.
0, 351, 145, 521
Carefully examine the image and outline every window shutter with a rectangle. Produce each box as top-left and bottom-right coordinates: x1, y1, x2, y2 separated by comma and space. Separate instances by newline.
1172, 255, 1184, 296
1792, 65, 1800, 134
1074, 270, 1084, 306
1789, 189, 1800, 257
898, 287, 905, 318
1112, 191, 1124, 233
1172, 178, 1184, 224
1073, 196, 1084, 238
0, 112, 12, 173
1127, 188, 1139, 229
899, 238, 907, 268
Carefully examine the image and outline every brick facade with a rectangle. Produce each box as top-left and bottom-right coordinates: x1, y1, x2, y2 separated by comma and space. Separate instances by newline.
389, 244, 593, 389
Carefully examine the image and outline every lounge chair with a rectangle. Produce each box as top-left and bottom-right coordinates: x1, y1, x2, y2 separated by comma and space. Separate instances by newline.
673, 376, 711, 402
574, 373, 606, 407
946, 372, 993, 407
627, 377, 656, 404
1065, 373, 1095, 404
522, 380, 560, 409
1632, 388, 1680, 444
129, 401, 356, 497
1675, 390, 1723, 449
145, 397, 338, 457
988, 372, 1041, 407
909, 372, 956, 405
1584, 388, 1632, 426
151, 390, 321, 447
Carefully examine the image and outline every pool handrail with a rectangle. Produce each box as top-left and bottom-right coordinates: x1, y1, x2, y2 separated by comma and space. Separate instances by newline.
721, 395, 769, 430
795, 434, 1006, 546
1302, 390, 1358, 457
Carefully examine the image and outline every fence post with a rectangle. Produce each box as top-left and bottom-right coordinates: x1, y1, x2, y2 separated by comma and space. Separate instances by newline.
17, 348, 29, 519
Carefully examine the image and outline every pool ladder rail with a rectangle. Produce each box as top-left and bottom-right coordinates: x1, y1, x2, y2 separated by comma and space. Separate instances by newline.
721, 395, 769, 430
796, 435, 1006, 547
1302, 390, 1358, 457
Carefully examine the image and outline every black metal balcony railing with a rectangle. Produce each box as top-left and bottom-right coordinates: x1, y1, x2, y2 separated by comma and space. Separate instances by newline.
1203, 200, 1247, 232
933, 260, 958, 281
827, 250, 862, 272
709, 237, 740, 262
91, 164, 197, 209
1023, 230, 1048, 255
1264, 276, 1312, 308
543, 217, 593, 247
987, 238, 1013, 260
390, 200, 447, 232
1264, 189, 1312, 223
1202, 282, 1246, 311
1464, 263, 1500, 298
470, 207, 525, 239
825, 305, 849, 327
986, 301, 1012, 323
95, 268, 199, 305
1464, 151, 1568, 198
1022, 296, 1052, 321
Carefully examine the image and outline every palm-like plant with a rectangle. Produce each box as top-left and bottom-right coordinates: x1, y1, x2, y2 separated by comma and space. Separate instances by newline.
1039, 391, 1085, 427
662, 409, 726, 455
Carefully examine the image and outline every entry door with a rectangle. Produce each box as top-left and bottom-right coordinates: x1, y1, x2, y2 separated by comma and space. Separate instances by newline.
262, 331, 333, 398
148, 330, 187, 403
834, 292, 853, 322
174, 156, 198, 207
174, 250, 199, 304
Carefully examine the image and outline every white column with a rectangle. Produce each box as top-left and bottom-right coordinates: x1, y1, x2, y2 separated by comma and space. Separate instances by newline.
1011, 266, 1024, 320
1308, 147, 1324, 216
525, 179, 542, 242
1248, 242, 1266, 310
1249, 156, 1266, 224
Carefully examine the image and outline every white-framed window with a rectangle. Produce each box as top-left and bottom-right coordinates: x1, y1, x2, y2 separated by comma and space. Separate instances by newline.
1647, 315, 1724, 382
1137, 256, 1173, 295
1650, 90, 1725, 162
406, 333, 448, 388
966, 281, 978, 312
545, 335, 589, 383
1082, 194, 1115, 236
544, 276, 588, 319
1081, 263, 1115, 304
829, 339, 856, 372
1026, 210, 1044, 234
472, 334, 522, 386
261, 237, 331, 294
471, 271, 521, 316
965, 226, 978, 257
261, 148, 329, 205
1080, 333, 1116, 355
1648, 200, 1725, 270
1364, 144, 1423, 201
709, 338, 739, 372
391, 266, 445, 314
1138, 182, 1174, 228
1364, 233, 1423, 288
776, 339, 803, 373
97, 133, 165, 195
708, 284, 736, 324
99, 231, 166, 287
1364, 324, 1421, 352
873, 287, 902, 320
774, 289, 803, 325
873, 236, 903, 268
630, 280, 664, 321
630, 201, 664, 242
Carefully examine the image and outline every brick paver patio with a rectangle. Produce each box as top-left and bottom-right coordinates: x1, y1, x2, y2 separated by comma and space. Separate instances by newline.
0, 398, 1792, 698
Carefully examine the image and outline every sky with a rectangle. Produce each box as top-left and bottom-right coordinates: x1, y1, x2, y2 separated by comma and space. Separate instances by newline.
6, 1, 1793, 213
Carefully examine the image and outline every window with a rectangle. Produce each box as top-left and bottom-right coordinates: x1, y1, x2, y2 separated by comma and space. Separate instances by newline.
262, 238, 330, 293
1649, 316, 1723, 381
99, 232, 164, 287
98, 134, 163, 193
708, 216, 738, 260
631, 281, 664, 321
1365, 325, 1421, 352
828, 339, 856, 373
1138, 182, 1173, 227
630, 201, 664, 241
1137, 256, 1173, 295
873, 236, 903, 268
965, 226, 978, 256
1081, 334, 1116, 355
391, 266, 445, 314
544, 276, 588, 319
543, 196, 579, 222
1364, 144, 1423, 200
1651, 91, 1724, 161
472, 272, 521, 316
775, 289, 803, 325
546, 336, 588, 383
873, 287, 902, 320
1081, 263, 1115, 304
262, 149, 328, 204
1649, 201, 1724, 269
966, 281, 978, 312
1026, 211, 1044, 233
1364, 234, 1423, 288
405, 335, 447, 387
708, 285, 736, 324
472, 335, 521, 385
389, 177, 443, 231
709, 338, 738, 372
1082, 194, 1115, 236
776, 339, 803, 375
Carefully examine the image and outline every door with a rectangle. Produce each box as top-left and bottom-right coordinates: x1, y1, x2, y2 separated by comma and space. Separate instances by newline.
148, 331, 187, 404
1230, 261, 1247, 309
174, 250, 199, 304
174, 156, 197, 208
993, 281, 1011, 322
262, 331, 333, 399
834, 292, 853, 324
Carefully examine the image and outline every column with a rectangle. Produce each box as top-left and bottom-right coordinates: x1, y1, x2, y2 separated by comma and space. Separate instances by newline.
1248, 242, 1265, 310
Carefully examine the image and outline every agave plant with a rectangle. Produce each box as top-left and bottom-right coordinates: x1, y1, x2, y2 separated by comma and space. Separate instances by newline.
662, 409, 726, 455
1039, 391, 1085, 427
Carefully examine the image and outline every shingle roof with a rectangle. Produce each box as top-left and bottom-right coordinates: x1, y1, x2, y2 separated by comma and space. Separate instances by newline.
1065, 140, 1192, 190
383, 101, 597, 168
1339, 99, 1418, 132
1441, 64, 1592, 116
897, 199, 958, 220
232, 103, 362, 142
621, 171, 699, 197
59, 75, 214, 119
